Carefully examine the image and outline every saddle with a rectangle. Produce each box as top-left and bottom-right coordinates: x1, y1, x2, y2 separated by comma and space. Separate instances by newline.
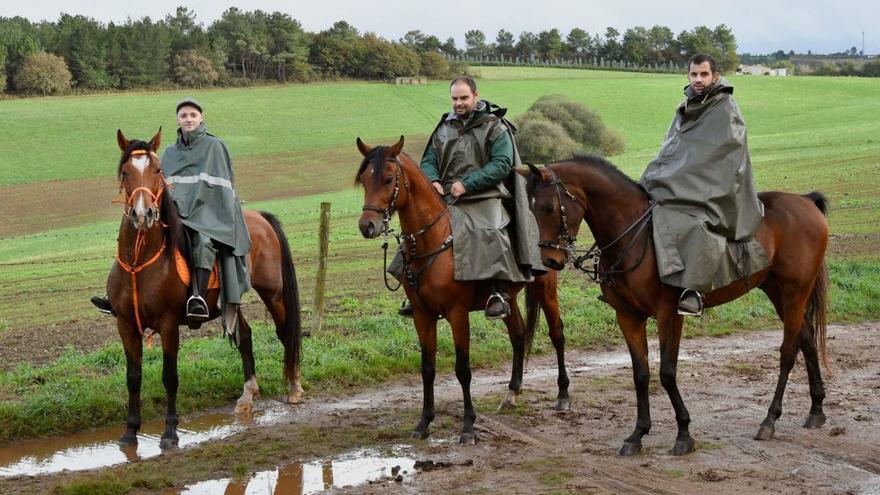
174, 249, 220, 289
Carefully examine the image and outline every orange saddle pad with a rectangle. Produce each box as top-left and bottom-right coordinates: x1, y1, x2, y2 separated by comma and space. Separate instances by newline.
174, 249, 220, 289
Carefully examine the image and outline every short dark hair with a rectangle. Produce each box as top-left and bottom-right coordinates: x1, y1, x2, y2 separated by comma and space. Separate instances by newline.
688, 53, 718, 73
450, 75, 477, 94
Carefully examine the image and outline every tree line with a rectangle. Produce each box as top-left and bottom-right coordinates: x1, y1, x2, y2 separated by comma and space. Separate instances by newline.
1, 8, 744, 95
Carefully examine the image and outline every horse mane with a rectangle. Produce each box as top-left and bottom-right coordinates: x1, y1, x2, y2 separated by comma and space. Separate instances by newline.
354, 146, 391, 185
550, 154, 646, 197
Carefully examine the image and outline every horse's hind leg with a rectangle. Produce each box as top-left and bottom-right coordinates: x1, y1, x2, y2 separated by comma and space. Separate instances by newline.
118, 320, 143, 446
499, 297, 526, 411
234, 310, 260, 414
258, 288, 302, 405
656, 309, 694, 455
616, 310, 651, 456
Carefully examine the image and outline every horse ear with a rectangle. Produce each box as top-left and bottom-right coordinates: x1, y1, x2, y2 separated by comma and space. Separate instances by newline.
526, 162, 542, 177
149, 127, 162, 152
117, 129, 129, 151
386, 135, 405, 157
356, 137, 372, 157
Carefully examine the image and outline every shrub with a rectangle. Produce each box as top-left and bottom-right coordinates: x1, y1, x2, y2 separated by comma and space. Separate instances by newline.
419, 51, 450, 79
172, 50, 218, 88
514, 116, 584, 163
14, 52, 72, 95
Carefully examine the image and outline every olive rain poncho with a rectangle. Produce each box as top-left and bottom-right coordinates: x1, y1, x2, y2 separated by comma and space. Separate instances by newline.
639, 79, 769, 293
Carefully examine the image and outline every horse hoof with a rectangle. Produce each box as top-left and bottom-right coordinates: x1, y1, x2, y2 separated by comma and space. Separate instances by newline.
497, 399, 517, 412
159, 436, 179, 450
287, 391, 303, 405
618, 442, 642, 456
755, 424, 775, 441
234, 401, 253, 415
411, 430, 430, 440
459, 433, 477, 445
803, 414, 826, 429
671, 437, 695, 456
118, 433, 138, 446
554, 398, 571, 411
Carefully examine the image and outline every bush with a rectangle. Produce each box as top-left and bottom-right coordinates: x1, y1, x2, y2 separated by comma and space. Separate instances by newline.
863, 61, 880, 77
419, 51, 450, 79
14, 52, 72, 95
172, 50, 218, 88
514, 116, 584, 163
515, 94, 625, 162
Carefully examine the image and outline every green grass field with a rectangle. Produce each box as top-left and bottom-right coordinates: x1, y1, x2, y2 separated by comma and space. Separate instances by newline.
0, 66, 878, 444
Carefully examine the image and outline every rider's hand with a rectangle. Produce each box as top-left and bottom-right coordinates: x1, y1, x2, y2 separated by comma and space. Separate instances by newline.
450, 181, 467, 198
432, 181, 444, 195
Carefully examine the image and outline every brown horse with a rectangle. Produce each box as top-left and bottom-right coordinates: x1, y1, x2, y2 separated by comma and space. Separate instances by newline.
522, 156, 829, 456
355, 137, 569, 444
109, 129, 303, 449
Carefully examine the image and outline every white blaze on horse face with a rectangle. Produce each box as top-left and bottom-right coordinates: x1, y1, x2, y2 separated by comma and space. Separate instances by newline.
132, 154, 149, 174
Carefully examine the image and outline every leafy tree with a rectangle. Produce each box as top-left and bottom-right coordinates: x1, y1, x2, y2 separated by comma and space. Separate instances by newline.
358, 33, 419, 78
601, 27, 623, 60
565, 28, 592, 59
464, 29, 486, 58
536, 29, 563, 61
307, 21, 365, 76
712, 24, 739, 73
55, 14, 113, 89
440, 37, 458, 56
419, 51, 450, 78
647, 25, 676, 64
515, 31, 537, 60
622, 26, 649, 65
400, 30, 426, 50
495, 29, 515, 59
173, 49, 218, 87
0, 17, 44, 90
15, 51, 71, 95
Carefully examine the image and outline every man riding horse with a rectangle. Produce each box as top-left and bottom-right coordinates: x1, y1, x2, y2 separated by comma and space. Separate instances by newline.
640, 53, 768, 316
395, 75, 542, 318
92, 98, 250, 330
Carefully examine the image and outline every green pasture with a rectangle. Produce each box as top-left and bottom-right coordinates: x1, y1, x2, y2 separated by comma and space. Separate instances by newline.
0, 66, 878, 444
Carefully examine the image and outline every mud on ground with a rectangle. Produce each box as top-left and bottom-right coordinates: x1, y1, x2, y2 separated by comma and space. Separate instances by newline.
2, 322, 878, 494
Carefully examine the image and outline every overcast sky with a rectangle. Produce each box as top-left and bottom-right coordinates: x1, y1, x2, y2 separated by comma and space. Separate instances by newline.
4, 0, 877, 55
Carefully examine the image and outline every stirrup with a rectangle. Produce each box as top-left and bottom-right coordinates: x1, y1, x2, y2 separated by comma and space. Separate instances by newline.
90, 295, 115, 316
677, 289, 704, 317
484, 292, 510, 320
186, 294, 210, 321
398, 300, 414, 318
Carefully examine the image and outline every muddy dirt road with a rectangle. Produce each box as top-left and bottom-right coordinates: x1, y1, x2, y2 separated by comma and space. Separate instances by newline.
2, 323, 878, 494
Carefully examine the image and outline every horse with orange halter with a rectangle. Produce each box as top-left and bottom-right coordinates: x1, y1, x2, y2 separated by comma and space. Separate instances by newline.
522, 156, 829, 456
109, 129, 303, 449
356, 137, 570, 444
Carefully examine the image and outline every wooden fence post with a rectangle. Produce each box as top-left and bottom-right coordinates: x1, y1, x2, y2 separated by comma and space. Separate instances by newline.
312, 202, 331, 335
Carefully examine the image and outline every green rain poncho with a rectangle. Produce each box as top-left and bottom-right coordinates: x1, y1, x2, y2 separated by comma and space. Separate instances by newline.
639, 79, 769, 293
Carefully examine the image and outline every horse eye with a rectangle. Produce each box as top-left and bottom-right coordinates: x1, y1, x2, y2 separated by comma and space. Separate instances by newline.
384, 176, 394, 185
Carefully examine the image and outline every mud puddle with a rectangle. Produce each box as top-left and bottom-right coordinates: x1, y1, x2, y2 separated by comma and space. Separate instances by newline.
0, 402, 293, 477
169, 447, 417, 495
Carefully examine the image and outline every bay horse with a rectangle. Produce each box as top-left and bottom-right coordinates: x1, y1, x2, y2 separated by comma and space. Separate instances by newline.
110, 129, 303, 449
355, 136, 569, 444
522, 156, 829, 456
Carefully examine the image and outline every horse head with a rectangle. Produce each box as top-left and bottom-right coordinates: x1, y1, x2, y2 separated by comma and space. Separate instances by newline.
116, 128, 165, 231
519, 163, 586, 271
354, 135, 408, 239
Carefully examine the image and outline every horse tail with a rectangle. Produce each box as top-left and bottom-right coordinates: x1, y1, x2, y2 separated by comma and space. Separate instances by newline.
803, 191, 828, 216
802, 190, 829, 368
260, 211, 302, 388
524, 281, 540, 359
807, 260, 829, 369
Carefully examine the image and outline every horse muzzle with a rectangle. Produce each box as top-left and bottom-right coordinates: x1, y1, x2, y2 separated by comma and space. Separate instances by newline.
542, 255, 566, 271
358, 217, 383, 239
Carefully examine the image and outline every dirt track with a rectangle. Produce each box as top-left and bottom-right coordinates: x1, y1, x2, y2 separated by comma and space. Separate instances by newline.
2, 322, 878, 494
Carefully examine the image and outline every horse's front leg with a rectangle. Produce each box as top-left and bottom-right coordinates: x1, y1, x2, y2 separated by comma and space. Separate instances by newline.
411, 310, 438, 440
447, 307, 476, 444
499, 294, 526, 411
159, 322, 181, 449
118, 319, 143, 446
656, 308, 694, 455
616, 310, 651, 456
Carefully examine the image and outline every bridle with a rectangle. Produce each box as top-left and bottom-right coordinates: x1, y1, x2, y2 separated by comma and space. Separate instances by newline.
116, 150, 167, 230
536, 167, 656, 285
361, 156, 454, 292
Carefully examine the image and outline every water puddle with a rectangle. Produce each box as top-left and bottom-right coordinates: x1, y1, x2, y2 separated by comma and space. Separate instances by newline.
169, 447, 417, 495
0, 402, 292, 477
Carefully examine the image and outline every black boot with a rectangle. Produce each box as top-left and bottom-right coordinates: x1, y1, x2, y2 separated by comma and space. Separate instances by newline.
186, 268, 211, 327
677, 288, 704, 317
90, 295, 115, 316
485, 281, 511, 320
397, 299, 414, 318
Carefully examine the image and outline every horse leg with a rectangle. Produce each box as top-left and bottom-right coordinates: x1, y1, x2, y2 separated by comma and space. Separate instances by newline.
159, 323, 181, 449
536, 276, 569, 410
117, 320, 143, 446
235, 311, 260, 414
616, 310, 651, 456
656, 309, 695, 455
499, 296, 526, 411
755, 284, 808, 440
448, 307, 477, 444
761, 277, 826, 429
411, 311, 438, 440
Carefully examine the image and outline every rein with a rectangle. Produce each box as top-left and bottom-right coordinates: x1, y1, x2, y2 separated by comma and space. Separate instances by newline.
540, 168, 656, 285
